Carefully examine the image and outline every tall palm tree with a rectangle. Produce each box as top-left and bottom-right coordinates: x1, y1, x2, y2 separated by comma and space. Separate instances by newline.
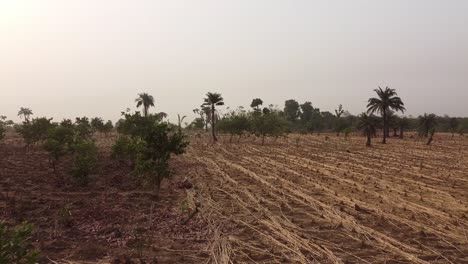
135, 93, 155, 117
177, 114, 186, 134
203, 92, 224, 142
418, 113, 437, 137
357, 113, 379, 146
367, 87, 405, 144
18, 107, 33, 123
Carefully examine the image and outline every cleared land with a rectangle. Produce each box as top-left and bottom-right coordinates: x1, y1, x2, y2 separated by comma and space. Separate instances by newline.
1, 133, 468, 263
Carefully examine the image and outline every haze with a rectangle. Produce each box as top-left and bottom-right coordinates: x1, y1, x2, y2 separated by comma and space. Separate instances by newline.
1, 0, 467, 123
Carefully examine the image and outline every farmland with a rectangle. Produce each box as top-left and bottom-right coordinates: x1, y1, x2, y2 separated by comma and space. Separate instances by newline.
1, 132, 467, 263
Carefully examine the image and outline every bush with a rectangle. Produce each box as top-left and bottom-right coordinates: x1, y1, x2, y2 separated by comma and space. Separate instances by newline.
17, 117, 55, 146
74, 117, 93, 139
113, 112, 188, 198
0, 221, 40, 264
43, 126, 75, 172
0, 125, 5, 142
71, 140, 98, 186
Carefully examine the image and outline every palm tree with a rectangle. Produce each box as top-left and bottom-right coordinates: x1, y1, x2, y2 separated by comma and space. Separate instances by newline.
177, 114, 186, 134
203, 92, 224, 142
357, 113, 379, 146
418, 113, 437, 137
135, 93, 155, 117
367, 87, 405, 144
18, 107, 33, 122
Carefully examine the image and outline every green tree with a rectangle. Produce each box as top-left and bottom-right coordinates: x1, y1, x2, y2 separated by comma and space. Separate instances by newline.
218, 111, 250, 142
334, 104, 345, 136
90, 117, 105, 132
177, 114, 186, 135
135, 92, 155, 117
418, 113, 437, 137
250, 98, 263, 111
112, 112, 188, 198
356, 113, 379, 146
398, 116, 410, 139
252, 112, 288, 145
74, 117, 92, 139
284, 99, 300, 123
17, 117, 56, 146
367, 87, 405, 144
43, 126, 75, 173
71, 139, 98, 186
449, 117, 459, 138
203, 92, 224, 142
17, 107, 33, 123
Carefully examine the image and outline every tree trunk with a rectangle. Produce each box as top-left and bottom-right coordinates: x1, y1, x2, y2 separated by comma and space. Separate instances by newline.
262, 135, 265, 145
211, 105, 217, 142
366, 134, 371, 146
237, 134, 242, 143
399, 127, 404, 139
153, 179, 161, 200
393, 128, 398, 137
382, 110, 387, 144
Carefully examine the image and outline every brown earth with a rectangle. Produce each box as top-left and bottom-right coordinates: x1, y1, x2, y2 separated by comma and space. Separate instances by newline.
1, 132, 468, 263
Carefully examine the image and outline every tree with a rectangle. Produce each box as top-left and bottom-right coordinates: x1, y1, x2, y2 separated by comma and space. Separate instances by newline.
135, 92, 155, 117
356, 113, 379, 146
367, 87, 405, 144
112, 112, 188, 198
250, 98, 263, 111
252, 112, 288, 145
17, 117, 56, 147
203, 92, 224, 142
18, 107, 33, 123
418, 113, 437, 137
398, 117, 410, 139
284, 99, 300, 123
176, 114, 187, 135
217, 111, 250, 142
334, 104, 345, 136
101, 120, 114, 136
449, 118, 459, 138
43, 126, 75, 173
90, 117, 105, 132
74, 117, 92, 139
71, 139, 98, 186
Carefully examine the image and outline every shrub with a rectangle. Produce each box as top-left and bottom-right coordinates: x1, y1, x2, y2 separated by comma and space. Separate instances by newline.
0, 125, 5, 142
71, 140, 98, 186
74, 117, 93, 139
17, 117, 55, 146
113, 112, 188, 198
0, 221, 40, 264
43, 126, 75, 172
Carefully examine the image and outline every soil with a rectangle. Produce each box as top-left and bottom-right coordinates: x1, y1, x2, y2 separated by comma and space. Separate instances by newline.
1, 132, 467, 263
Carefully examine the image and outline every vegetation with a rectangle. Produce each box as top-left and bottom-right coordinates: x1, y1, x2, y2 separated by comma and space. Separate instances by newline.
17, 117, 56, 147
71, 139, 98, 186
203, 92, 224, 142
0, 221, 40, 264
367, 87, 405, 144
135, 92, 155, 117
112, 111, 188, 198
17, 107, 33, 123
357, 113, 379, 146
43, 126, 75, 173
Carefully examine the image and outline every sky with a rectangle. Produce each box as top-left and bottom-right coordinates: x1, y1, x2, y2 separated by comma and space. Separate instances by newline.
1, 0, 467, 123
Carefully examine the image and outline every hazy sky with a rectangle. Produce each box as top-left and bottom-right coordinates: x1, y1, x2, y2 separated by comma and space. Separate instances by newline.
1, 0, 467, 123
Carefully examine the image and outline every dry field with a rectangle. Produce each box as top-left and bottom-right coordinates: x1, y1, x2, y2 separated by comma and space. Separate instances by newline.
187, 133, 468, 263
1, 132, 468, 263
